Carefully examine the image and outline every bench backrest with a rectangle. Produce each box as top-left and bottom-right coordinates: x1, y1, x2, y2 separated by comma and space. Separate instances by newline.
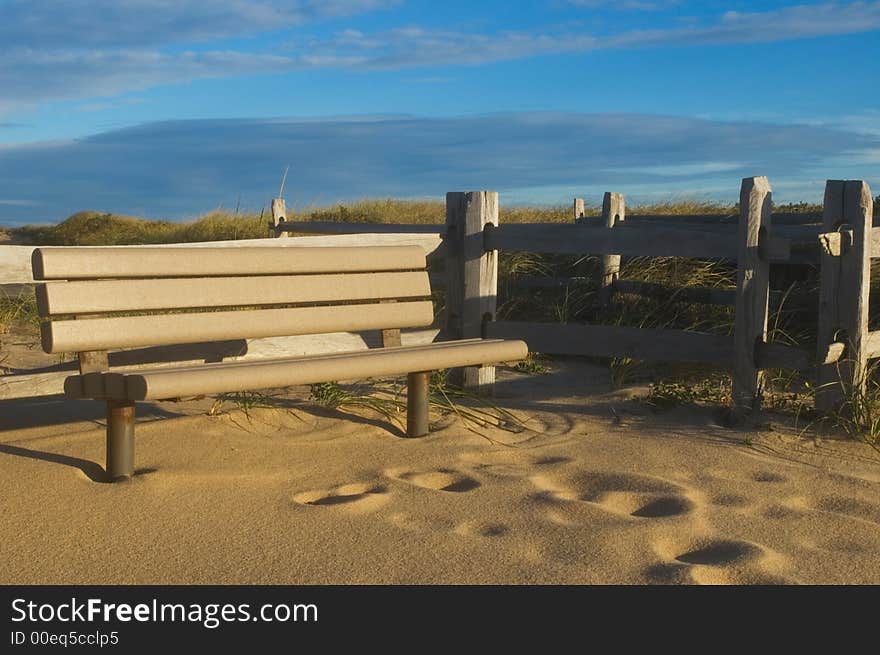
33, 245, 434, 354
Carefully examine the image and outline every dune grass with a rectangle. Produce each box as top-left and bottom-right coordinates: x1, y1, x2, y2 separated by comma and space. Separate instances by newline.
12, 196, 820, 246
0, 288, 39, 334
308, 376, 527, 439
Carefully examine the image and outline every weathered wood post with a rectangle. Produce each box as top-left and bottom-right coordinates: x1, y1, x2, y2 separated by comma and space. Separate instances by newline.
445, 191, 499, 392
379, 299, 403, 348
599, 192, 625, 306
76, 317, 109, 397
732, 176, 772, 415
271, 198, 287, 237
78, 350, 109, 376
573, 198, 586, 224
815, 180, 873, 412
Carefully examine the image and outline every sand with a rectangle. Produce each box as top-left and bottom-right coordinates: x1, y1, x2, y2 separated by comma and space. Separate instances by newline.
2, 359, 880, 585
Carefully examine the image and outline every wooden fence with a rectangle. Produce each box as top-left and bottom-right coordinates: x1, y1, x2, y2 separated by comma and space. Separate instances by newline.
2, 176, 875, 416
270, 176, 875, 413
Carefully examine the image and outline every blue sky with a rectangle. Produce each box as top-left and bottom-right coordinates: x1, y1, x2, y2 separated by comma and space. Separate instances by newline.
1, 0, 878, 224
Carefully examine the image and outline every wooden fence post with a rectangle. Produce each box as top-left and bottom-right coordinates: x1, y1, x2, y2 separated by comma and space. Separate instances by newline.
271, 198, 287, 237
445, 191, 499, 392
599, 192, 625, 306
573, 198, 585, 224
732, 176, 772, 415
815, 180, 873, 412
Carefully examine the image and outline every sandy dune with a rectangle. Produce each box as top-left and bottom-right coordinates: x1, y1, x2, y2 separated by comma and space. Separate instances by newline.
2, 360, 880, 585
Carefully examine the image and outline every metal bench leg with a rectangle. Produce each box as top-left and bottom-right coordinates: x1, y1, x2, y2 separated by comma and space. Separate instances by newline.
406, 371, 430, 437
106, 400, 135, 481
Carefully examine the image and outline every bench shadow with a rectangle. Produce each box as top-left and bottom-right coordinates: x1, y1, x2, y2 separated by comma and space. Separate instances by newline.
265, 398, 407, 438
0, 395, 180, 432
0, 443, 108, 482
0, 443, 158, 482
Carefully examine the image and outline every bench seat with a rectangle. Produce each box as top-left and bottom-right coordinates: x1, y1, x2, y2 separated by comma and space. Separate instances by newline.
65, 338, 526, 401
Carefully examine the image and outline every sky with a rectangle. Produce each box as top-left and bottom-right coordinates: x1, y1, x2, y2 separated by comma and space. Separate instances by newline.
0, 0, 878, 224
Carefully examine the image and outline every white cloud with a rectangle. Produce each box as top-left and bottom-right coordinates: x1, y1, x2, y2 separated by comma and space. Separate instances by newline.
608, 161, 746, 176
0, 49, 295, 112
796, 110, 880, 137
0, 0, 398, 114
1, 1, 878, 114
301, 2, 880, 70
0, 1, 397, 49
605, 1, 880, 47
565, 0, 680, 10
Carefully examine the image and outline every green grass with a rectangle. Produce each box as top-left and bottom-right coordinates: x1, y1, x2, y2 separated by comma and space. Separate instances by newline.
309, 381, 404, 427
13, 196, 821, 246
0, 289, 40, 334
12, 210, 268, 245
645, 376, 732, 411
8, 196, 878, 246
307, 375, 528, 438
806, 360, 880, 445
209, 390, 281, 420
514, 353, 550, 375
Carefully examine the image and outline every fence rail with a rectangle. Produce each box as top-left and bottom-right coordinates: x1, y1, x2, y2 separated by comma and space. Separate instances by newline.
486, 320, 735, 365
484, 222, 793, 261
273, 220, 446, 236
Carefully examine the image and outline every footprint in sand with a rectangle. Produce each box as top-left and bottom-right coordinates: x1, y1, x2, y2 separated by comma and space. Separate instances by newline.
534, 456, 572, 466
762, 504, 806, 520
387, 467, 481, 493
646, 537, 792, 584
458, 451, 572, 480
752, 471, 787, 483
710, 493, 751, 508
643, 562, 693, 584
814, 495, 880, 525
292, 482, 389, 513
454, 520, 509, 538
630, 496, 694, 518
675, 539, 763, 566
529, 470, 694, 520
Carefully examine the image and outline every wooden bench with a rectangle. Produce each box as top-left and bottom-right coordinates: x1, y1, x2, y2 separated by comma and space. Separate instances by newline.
32, 244, 527, 481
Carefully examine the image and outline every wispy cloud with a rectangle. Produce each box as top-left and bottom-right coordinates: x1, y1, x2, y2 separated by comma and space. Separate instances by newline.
0, 0, 397, 49
564, 0, 681, 10
0, 0, 396, 114
603, 1, 880, 47
0, 112, 876, 224
1, 2, 878, 114
0, 50, 295, 113
302, 2, 880, 69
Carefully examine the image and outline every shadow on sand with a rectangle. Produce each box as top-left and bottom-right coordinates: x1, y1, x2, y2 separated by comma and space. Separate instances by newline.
0, 395, 180, 432
0, 443, 108, 482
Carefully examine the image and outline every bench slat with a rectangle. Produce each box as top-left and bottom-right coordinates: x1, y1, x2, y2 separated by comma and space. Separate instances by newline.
110, 339, 528, 400
42, 301, 435, 353
32, 245, 427, 280
37, 271, 430, 315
